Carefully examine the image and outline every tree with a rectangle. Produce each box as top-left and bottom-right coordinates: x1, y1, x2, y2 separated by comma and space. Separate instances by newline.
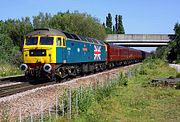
117, 15, 125, 34
33, 12, 51, 28
0, 18, 33, 48
105, 13, 112, 34
49, 12, 106, 40
170, 23, 180, 61
113, 25, 115, 34
155, 22, 180, 63
115, 15, 118, 33
102, 22, 105, 28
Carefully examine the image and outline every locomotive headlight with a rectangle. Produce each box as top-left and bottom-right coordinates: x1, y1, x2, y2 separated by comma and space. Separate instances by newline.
20, 64, 28, 71
43, 64, 52, 73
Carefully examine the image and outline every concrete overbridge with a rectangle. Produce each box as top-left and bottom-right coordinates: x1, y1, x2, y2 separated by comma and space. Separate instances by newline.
105, 34, 176, 47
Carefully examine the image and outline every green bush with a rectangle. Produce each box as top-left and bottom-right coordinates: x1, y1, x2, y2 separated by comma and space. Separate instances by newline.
176, 73, 180, 78
0, 34, 14, 61
0, 34, 22, 76
0, 34, 22, 65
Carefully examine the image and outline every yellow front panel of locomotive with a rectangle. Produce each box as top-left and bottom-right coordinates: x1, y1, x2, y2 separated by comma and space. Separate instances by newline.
23, 36, 56, 64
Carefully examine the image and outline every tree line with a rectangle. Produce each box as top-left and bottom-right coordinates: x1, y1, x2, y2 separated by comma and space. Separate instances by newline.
0, 12, 107, 48
155, 23, 180, 63
103, 13, 125, 34
0, 12, 126, 65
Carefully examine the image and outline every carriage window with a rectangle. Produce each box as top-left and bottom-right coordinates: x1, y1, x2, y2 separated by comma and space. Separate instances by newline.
84, 37, 91, 42
93, 39, 98, 44
40, 37, 53, 45
78, 35, 87, 42
86, 38, 93, 43
26, 37, 38, 45
63, 32, 74, 39
71, 34, 80, 40
99, 40, 105, 45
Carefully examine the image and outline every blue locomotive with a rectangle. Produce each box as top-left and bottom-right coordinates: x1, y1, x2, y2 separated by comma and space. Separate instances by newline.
20, 28, 107, 80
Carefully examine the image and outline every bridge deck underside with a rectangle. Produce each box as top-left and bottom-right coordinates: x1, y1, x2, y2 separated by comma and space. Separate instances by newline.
105, 34, 175, 47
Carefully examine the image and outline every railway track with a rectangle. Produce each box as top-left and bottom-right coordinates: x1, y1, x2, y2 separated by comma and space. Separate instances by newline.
0, 75, 57, 98
0, 82, 57, 98
0, 63, 139, 98
0, 75, 25, 85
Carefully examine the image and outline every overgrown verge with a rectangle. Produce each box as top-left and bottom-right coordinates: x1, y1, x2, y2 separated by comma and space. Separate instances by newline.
55, 58, 179, 122
0, 60, 22, 77
29, 73, 128, 122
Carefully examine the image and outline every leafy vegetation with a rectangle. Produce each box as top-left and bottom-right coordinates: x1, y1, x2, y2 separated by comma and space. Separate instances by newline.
49, 12, 106, 40
155, 23, 180, 63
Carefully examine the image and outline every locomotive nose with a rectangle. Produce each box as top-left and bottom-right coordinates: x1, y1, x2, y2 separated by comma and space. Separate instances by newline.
43, 64, 52, 73
20, 64, 28, 71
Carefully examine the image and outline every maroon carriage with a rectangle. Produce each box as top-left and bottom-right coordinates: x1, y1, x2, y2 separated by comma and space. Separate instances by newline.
105, 43, 143, 67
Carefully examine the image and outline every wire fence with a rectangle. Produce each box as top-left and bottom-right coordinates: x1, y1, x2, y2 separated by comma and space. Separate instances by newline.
24, 70, 132, 121
0, 68, 134, 122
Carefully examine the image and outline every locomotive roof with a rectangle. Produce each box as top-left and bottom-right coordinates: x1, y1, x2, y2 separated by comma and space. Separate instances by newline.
26, 28, 105, 45
26, 28, 66, 37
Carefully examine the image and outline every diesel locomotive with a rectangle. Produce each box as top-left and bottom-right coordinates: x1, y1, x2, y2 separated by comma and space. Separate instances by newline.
20, 28, 148, 80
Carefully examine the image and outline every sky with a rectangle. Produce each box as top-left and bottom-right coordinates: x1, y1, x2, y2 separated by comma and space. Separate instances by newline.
0, 0, 179, 52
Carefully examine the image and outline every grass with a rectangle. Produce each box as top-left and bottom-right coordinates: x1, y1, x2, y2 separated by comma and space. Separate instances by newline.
0, 61, 22, 77
73, 59, 180, 122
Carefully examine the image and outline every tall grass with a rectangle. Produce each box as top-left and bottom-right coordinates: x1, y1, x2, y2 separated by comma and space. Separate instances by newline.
73, 58, 179, 122
0, 60, 22, 77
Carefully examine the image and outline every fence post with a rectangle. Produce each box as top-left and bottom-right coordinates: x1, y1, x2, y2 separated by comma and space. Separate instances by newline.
55, 95, 58, 118
30, 112, 33, 122
76, 92, 78, 115
48, 106, 51, 122
128, 68, 132, 78
19, 108, 22, 122
67, 89, 71, 119
109, 78, 112, 86
80, 86, 83, 98
101, 81, 104, 88
62, 96, 64, 117
90, 82, 93, 91
41, 102, 44, 122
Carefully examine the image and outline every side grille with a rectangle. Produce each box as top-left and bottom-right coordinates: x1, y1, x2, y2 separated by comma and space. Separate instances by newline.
29, 49, 46, 56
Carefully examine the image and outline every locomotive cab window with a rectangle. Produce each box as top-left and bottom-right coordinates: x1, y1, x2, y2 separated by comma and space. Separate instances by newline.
56, 38, 62, 46
40, 37, 54, 45
56, 37, 66, 47
26, 37, 38, 45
